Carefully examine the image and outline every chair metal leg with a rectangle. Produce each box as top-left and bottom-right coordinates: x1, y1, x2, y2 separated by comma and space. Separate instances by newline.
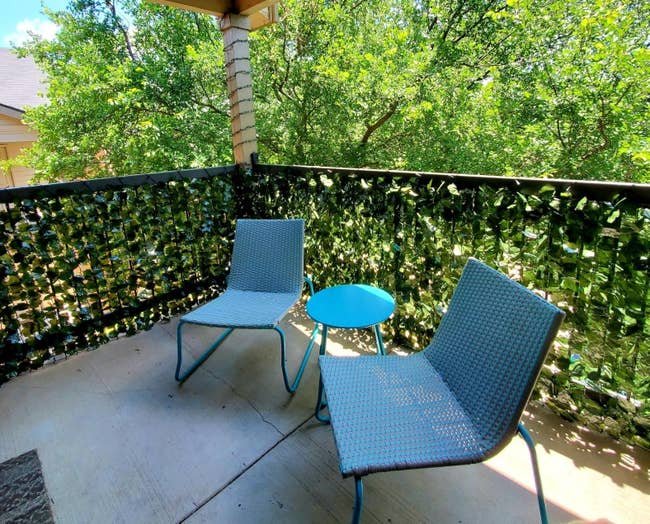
315, 325, 330, 423
176, 321, 234, 383
518, 423, 549, 524
352, 476, 364, 524
276, 322, 319, 394
315, 375, 331, 423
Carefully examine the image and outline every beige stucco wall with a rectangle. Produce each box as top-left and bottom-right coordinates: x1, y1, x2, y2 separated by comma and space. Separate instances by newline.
0, 113, 37, 187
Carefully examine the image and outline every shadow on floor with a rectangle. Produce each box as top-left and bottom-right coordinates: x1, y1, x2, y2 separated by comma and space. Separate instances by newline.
522, 406, 649, 492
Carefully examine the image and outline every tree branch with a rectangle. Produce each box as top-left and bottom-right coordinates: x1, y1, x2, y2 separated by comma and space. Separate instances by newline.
361, 101, 399, 145
451, 1, 502, 45
105, 0, 136, 61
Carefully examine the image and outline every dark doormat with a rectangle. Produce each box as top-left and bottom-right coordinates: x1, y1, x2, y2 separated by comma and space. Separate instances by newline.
0, 449, 54, 524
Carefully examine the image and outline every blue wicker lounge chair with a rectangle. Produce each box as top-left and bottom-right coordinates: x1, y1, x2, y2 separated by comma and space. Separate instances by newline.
176, 218, 318, 393
319, 258, 565, 523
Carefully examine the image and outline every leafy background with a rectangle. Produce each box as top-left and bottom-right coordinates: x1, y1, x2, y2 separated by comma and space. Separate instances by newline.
250, 165, 650, 447
10, 0, 649, 183
0, 169, 236, 378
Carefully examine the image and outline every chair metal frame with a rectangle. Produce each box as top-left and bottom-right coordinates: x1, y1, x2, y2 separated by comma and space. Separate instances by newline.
175, 219, 318, 393
319, 258, 564, 523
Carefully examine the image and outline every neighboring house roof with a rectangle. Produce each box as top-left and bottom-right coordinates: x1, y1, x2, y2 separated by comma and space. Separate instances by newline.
0, 48, 47, 116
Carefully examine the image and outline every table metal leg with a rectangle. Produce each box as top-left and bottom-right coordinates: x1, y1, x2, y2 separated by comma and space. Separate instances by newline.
373, 324, 386, 355
315, 325, 330, 423
318, 325, 328, 357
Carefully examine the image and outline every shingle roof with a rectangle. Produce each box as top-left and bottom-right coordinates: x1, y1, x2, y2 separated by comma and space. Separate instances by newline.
0, 48, 47, 113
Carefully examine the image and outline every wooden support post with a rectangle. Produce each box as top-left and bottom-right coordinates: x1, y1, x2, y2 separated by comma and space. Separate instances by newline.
220, 13, 258, 166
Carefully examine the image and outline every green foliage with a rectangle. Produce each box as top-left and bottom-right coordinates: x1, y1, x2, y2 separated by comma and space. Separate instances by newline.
0, 166, 648, 444
0, 170, 236, 380
18, 0, 232, 181
14, 0, 649, 182
251, 0, 649, 181
250, 165, 650, 443
489, 0, 650, 181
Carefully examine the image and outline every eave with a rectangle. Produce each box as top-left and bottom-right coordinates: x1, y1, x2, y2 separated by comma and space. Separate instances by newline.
147, 0, 278, 30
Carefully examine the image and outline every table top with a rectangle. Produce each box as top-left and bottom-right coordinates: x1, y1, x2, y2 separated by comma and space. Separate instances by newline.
306, 284, 395, 329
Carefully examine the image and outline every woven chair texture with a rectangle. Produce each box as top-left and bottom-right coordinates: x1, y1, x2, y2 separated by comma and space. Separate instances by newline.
423, 258, 563, 456
181, 219, 304, 329
228, 218, 304, 295
319, 257, 564, 479
182, 290, 299, 329
320, 353, 483, 477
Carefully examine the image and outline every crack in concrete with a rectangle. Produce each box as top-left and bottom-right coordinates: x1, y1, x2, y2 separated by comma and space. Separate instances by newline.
170, 318, 325, 522
198, 364, 286, 438
177, 412, 315, 523
172, 324, 288, 436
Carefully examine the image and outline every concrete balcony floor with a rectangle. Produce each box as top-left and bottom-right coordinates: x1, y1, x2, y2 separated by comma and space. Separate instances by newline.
1, 308, 648, 524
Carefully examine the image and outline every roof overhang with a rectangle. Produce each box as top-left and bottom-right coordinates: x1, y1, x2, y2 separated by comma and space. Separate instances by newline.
0, 104, 24, 120
147, 1, 278, 30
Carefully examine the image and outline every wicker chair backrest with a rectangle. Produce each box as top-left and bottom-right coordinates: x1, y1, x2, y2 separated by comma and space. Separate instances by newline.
424, 258, 564, 453
228, 219, 304, 295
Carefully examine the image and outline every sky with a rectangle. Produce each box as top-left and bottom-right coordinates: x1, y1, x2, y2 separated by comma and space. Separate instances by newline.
0, 0, 69, 47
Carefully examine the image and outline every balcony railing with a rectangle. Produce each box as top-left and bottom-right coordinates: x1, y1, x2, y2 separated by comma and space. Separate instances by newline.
1, 163, 648, 446
0, 166, 239, 378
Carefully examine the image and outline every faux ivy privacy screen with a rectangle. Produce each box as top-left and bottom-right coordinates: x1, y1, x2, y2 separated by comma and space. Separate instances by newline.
0, 167, 237, 381
249, 164, 650, 446
0, 163, 648, 446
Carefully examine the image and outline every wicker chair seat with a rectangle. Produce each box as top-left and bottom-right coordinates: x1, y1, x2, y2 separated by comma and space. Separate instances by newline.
319, 353, 485, 478
182, 289, 299, 329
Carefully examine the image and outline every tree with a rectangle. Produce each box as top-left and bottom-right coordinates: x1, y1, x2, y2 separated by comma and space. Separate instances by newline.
19, 0, 232, 181
251, 0, 649, 181
17, 0, 650, 182
251, 0, 517, 170
488, 0, 650, 181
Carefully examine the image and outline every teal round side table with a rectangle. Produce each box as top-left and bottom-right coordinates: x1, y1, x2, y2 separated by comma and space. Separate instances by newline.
306, 284, 395, 422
